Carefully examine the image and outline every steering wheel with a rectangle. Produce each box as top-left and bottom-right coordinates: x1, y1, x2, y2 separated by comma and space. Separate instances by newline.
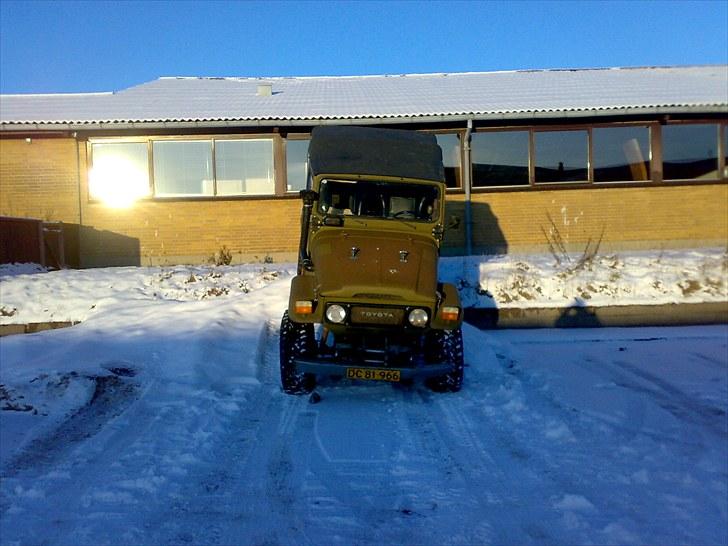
393, 210, 416, 219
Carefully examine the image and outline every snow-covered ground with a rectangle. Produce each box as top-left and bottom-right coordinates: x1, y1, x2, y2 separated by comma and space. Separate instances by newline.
1, 249, 725, 327
449, 247, 727, 308
0, 256, 727, 545
0, 263, 291, 326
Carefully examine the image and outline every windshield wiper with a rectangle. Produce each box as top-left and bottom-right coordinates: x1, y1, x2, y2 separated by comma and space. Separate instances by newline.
388, 216, 417, 230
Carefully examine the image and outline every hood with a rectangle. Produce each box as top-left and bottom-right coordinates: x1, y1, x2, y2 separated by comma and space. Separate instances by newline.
309, 229, 438, 302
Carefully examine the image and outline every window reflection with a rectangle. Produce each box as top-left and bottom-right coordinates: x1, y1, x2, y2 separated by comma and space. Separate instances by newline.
663, 124, 719, 180
286, 139, 310, 192
593, 126, 650, 182
215, 139, 274, 196
534, 130, 588, 183
435, 133, 461, 188
153, 141, 213, 196
472, 131, 529, 187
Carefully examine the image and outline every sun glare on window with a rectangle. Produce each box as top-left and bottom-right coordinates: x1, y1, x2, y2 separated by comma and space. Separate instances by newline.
90, 149, 150, 208
89, 142, 150, 208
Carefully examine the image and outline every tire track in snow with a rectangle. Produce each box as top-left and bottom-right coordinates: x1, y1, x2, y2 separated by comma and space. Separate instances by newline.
1, 313, 274, 546
398, 388, 504, 543
298, 387, 489, 546
1, 374, 141, 479
437, 327, 654, 543
476, 328, 727, 546
247, 324, 586, 545
143, 318, 315, 546
400, 383, 564, 545
610, 358, 727, 437
0, 375, 159, 545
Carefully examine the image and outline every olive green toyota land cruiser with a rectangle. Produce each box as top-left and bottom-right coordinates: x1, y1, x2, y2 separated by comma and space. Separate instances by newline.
280, 126, 464, 394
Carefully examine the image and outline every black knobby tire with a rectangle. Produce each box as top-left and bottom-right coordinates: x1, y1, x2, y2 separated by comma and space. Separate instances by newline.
279, 311, 316, 394
425, 328, 464, 393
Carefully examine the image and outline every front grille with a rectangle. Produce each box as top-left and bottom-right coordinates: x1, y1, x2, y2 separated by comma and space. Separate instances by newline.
353, 293, 403, 300
350, 306, 404, 326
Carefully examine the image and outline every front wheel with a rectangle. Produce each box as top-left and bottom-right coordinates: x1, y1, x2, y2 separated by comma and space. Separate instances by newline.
425, 328, 464, 393
279, 311, 316, 394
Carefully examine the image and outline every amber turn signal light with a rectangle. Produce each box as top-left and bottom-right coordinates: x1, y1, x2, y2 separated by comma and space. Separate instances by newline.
294, 300, 314, 314
440, 306, 460, 321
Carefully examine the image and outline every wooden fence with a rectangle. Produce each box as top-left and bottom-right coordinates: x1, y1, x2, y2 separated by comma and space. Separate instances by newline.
0, 216, 66, 268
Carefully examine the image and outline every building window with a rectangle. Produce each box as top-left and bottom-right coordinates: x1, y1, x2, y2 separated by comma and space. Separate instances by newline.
89, 142, 150, 206
153, 140, 213, 196
215, 139, 274, 196
435, 133, 462, 189
593, 126, 651, 182
472, 131, 529, 187
90, 137, 277, 200
663, 124, 720, 180
286, 138, 310, 192
534, 130, 588, 183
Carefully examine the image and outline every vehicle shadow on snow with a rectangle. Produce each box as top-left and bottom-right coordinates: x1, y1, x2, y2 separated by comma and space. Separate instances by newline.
464, 303, 603, 329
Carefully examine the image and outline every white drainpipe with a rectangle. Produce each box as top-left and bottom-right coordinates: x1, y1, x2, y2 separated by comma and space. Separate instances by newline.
463, 119, 473, 255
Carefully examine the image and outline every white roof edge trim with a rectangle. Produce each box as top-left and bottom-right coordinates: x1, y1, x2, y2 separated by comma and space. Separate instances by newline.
1, 103, 726, 125
2, 105, 727, 132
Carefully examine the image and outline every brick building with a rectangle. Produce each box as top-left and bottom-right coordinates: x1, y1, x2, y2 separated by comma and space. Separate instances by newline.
1, 66, 726, 267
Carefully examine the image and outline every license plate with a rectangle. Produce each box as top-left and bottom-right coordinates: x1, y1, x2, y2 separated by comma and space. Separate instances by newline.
346, 368, 401, 382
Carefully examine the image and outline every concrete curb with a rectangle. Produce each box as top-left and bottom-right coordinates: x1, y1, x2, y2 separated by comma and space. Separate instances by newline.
464, 302, 728, 329
0, 321, 79, 337
1, 303, 726, 337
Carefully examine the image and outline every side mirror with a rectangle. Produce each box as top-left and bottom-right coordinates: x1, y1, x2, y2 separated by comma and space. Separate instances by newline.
300, 190, 318, 204
447, 215, 461, 230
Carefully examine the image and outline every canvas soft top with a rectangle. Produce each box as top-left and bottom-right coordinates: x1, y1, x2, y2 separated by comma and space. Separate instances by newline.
308, 126, 445, 183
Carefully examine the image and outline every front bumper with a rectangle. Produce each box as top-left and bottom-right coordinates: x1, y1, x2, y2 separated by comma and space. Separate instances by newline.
294, 357, 454, 380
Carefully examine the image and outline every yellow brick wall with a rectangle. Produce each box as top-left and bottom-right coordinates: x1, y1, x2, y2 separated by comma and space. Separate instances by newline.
466, 185, 728, 253
81, 198, 303, 266
0, 138, 81, 223
2, 136, 727, 266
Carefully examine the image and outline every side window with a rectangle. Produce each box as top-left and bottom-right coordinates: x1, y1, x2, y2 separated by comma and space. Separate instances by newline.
215, 139, 274, 196
286, 138, 310, 192
89, 142, 150, 205
472, 131, 529, 187
663, 124, 720, 180
435, 133, 462, 189
153, 141, 213, 197
534, 130, 588, 183
593, 126, 651, 182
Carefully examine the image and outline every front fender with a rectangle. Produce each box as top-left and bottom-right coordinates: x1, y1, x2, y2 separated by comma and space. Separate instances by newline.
288, 274, 322, 323
430, 282, 464, 330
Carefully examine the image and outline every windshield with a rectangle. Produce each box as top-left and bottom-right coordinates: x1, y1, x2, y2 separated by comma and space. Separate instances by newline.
318, 179, 441, 222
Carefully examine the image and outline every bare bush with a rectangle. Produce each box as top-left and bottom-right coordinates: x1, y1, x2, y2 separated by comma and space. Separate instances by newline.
209, 246, 233, 267
541, 213, 604, 276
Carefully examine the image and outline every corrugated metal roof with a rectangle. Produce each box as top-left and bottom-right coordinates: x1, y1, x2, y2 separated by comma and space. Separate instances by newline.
1, 66, 726, 129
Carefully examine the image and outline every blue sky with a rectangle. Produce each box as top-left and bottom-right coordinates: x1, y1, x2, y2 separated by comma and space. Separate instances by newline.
1, 0, 726, 94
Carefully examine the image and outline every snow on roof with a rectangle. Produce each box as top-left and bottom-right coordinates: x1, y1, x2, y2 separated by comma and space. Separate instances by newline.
1, 66, 726, 129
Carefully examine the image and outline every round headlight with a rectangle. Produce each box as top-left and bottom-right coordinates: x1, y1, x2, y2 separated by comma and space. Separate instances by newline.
326, 304, 347, 324
408, 308, 428, 327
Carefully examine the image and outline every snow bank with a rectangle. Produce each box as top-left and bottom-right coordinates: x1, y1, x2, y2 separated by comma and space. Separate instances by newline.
439, 247, 727, 308
1, 248, 725, 326
0, 263, 296, 325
